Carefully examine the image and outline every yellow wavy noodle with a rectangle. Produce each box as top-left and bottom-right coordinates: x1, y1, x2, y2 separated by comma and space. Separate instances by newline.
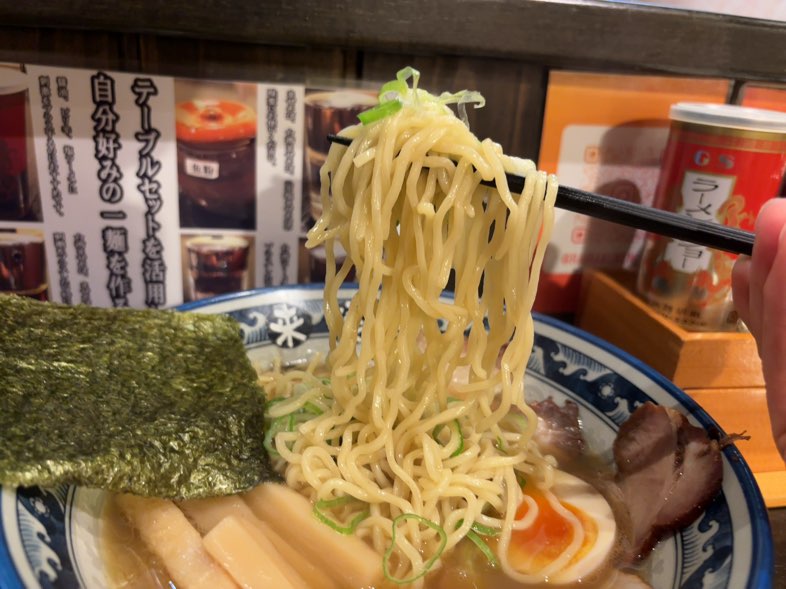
261, 92, 562, 586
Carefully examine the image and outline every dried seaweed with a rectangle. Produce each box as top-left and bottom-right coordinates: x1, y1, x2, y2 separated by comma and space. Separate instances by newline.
0, 294, 274, 499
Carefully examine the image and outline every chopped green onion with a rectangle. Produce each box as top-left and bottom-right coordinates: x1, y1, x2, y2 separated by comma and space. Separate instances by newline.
455, 518, 500, 537
378, 79, 407, 102
313, 496, 369, 535
452, 421, 465, 457
263, 414, 294, 457
470, 522, 500, 537
290, 411, 313, 426
456, 518, 501, 537
265, 396, 288, 409
466, 529, 499, 567
303, 401, 324, 415
396, 66, 420, 90
432, 419, 464, 458
516, 471, 528, 489
358, 65, 485, 129
499, 412, 528, 436
496, 412, 528, 454
383, 514, 447, 585
358, 100, 403, 125
320, 377, 331, 385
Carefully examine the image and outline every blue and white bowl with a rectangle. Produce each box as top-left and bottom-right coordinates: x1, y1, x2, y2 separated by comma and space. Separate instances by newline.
0, 285, 773, 588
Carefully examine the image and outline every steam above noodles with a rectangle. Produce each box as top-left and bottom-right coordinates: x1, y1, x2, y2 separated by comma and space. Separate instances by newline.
261, 68, 560, 585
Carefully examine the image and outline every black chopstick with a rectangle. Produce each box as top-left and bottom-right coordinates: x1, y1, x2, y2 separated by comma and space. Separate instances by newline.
327, 134, 755, 256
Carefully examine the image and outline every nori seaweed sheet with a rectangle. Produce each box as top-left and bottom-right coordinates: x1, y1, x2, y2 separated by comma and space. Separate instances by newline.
0, 294, 274, 499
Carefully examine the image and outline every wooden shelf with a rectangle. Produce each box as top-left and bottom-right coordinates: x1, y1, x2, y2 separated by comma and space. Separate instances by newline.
1, 0, 786, 83
578, 271, 763, 390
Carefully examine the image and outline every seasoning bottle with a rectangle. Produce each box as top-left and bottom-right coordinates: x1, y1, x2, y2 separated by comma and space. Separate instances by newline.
637, 102, 786, 332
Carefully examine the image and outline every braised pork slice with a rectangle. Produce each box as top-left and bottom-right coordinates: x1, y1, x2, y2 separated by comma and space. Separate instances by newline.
530, 398, 586, 463
613, 402, 722, 561
656, 413, 724, 528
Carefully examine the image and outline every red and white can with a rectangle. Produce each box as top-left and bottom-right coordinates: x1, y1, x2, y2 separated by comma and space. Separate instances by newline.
637, 102, 786, 332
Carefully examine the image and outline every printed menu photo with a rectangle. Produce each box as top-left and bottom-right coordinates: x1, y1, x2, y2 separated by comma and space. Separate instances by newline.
0, 64, 309, 309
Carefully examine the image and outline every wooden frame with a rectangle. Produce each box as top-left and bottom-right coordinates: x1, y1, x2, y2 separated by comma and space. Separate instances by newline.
1, 0, 786, 83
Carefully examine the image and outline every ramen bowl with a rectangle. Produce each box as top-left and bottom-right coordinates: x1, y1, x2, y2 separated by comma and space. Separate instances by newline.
0, 285, 773, 588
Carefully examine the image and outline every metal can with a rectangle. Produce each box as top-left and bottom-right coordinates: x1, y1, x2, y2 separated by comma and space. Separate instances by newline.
637, 103, 786, 331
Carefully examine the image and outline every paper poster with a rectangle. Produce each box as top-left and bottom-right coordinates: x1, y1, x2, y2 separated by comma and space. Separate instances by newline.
0, 64, 312, 309
22, 65, 181, 308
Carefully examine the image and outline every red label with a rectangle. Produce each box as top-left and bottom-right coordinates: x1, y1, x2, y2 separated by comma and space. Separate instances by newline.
654, 123, 786, 231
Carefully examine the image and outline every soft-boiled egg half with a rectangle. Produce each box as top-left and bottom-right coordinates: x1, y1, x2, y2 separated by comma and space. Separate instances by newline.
507, 470, 617, 585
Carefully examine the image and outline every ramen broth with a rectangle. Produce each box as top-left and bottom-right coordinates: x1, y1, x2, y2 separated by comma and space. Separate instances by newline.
101, 495, 172, 589
99, 455, 643, 589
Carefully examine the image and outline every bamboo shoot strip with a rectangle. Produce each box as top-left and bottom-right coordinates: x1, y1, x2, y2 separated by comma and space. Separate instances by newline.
179, 495, 256, 534
255, 518, 340, 589
203, 515, 305, 589
180, 494, 337, 589
244, 483, 383, 588
115, 494, 238, 589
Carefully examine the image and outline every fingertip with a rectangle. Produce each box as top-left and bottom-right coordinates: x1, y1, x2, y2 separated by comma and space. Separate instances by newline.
758, 195, 786, 217
756, 197, 786, 235
731, 254, 751, 288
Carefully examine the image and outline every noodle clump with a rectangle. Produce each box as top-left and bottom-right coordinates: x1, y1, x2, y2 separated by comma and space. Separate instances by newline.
261, 68, 558, 585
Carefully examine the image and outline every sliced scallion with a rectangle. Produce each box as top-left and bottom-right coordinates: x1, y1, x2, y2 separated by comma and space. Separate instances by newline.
432, 419, 464, 458
470, 522, 500, 537
501, 412, 528, 433
378, 79, 407, 102
383, 514, 447, 585
313, 496, 369, 535
466, 529, 499, 567
516, 471, 528, 489
263, 414, 294, 457
456, 518, 500, 537
358, 100, 403, 125
303, 401, 324, 415
265, 396, 288, 409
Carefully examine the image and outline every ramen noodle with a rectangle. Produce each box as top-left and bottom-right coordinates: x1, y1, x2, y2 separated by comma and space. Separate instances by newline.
260, 68, 564, 585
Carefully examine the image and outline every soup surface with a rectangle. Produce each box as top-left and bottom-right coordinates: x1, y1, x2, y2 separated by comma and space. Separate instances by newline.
99, 452, 650, 589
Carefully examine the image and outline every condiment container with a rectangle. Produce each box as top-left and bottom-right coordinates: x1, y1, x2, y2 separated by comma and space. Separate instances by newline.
637, 102, 786, 331
0, 233, 47, 299
176, 100, 257, 228
186, 235, 250, 301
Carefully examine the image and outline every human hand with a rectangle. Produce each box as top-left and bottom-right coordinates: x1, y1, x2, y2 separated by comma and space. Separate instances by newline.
732, 197, 786, 462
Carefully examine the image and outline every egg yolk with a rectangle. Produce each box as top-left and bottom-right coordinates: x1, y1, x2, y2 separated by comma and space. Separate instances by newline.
508, 486, 598, 575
